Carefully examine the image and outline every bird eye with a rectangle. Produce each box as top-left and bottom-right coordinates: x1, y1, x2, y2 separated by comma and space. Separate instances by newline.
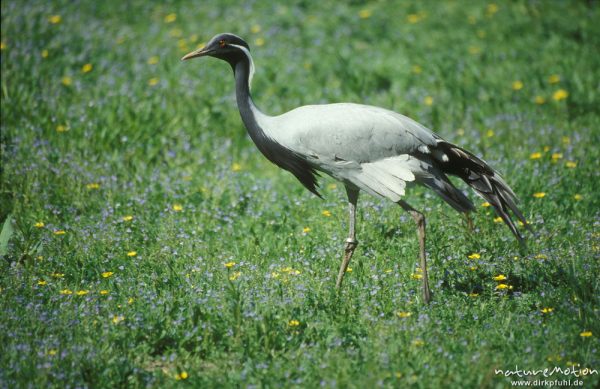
219, 40, 226, 48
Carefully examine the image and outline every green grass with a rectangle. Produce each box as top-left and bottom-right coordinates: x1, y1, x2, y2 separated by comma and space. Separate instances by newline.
1, 0, 599, 387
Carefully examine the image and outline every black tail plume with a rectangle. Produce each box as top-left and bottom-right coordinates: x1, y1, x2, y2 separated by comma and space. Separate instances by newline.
437, 141, 529, 241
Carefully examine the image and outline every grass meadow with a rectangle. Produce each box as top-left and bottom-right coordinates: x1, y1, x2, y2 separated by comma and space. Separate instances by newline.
1, 0, 599, 387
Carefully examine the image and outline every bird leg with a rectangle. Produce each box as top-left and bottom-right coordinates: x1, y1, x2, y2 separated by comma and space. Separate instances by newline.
336, 187, 359, 289
464, 212, 474, 232
398, 200, 431, 304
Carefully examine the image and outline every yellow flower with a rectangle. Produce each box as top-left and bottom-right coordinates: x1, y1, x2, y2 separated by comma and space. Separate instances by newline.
481, 202, 491, 207
411, 65, 422, 74
164, 13, 177, 23
127, 251, 137, 257
407, 14, 422, 24
495, 284, 512, 290
100, 290, 109, 295
34, 222, 45, 228
231, 163, 242, 172
493, 217, 503, 223
169, 28, 183, 38
534, 95, 546, 105
396, 311, 412, 318
468, 46, 481, 55
54, 230, 66, 235
175, 371, 189, 380
122, 215, 133, 222
229, 271, 241, 281
529, 152, 542, 160
579, 331, 592, 337
411, 273, 422, 280
548, 74, 560, 84
486, 4, 499, 16
56, 124, 68, 133
86, 183, 100, 190
573, 194, 583, 201
172, 204, 183, 212
322, 210, 332, 217
533, 192, 546, 198
535, 254, 548, 260
493, 274, 507, 281
551, 153, 562, 161
358, 9, 372, 19
565, 161, 577, 168
288, 319, 300, 327
177, 39, 188, 52
423, 96, 433, 106
541, 307, 553, 314
281, 267, 301, 275
61, 76, 72, 86
468, 253, 481, 259
552, 89, 568, 101
51, 272, 65, 278
49, 15, 62, 24
346, 267, 353, 273
76, 290, 89, 296
512, 80, 523, 91
38, 280, 47, 286
60, 289, 73, 295
224, 261, 236, 268
302, 227, 311, 233
469, 266, 477, 271
486, 129, 495, 138
41, 49, 49, 58
101, 271, 114, 278
148, 56, 159, 65
251, 25, 261, 34
47, 349, 57, 356
112, 315, 125, 324
468, 292, 479, 297
412, 339, 425, 347
148, 77, 159, 86
254, 38, 265, 47
81, 63, 93, 73
128, 297, 135, 304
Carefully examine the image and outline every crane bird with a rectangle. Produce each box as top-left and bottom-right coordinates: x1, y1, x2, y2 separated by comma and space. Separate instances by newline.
182, 33, 528, 303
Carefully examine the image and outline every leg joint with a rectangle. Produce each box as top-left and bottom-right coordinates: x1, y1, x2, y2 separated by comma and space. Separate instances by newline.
344, 237, 358, 249
410, 210, 425, 226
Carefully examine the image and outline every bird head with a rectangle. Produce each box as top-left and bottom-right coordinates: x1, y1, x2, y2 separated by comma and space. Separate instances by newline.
181, 33, 250, 64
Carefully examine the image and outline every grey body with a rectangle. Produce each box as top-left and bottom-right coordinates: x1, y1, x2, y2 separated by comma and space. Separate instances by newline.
263, 103, 450, 201
182, 33, 527, 303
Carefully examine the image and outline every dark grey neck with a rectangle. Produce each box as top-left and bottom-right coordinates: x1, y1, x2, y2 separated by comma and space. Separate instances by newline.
230, 54, 321, 197
233, 60, 262, 145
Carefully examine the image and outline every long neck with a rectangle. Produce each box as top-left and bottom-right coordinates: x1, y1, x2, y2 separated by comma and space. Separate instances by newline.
232, 52, 268, 143
228, 49, 321, 197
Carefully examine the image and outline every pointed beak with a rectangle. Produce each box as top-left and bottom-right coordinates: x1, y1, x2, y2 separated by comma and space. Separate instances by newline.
181, 46, 212, 61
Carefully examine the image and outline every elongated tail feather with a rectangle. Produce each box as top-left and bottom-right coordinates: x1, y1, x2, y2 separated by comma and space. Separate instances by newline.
436, 141, 529, 241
